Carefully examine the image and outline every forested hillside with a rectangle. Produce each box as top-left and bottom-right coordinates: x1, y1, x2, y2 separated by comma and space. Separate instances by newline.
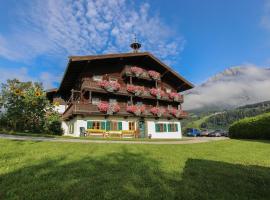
184, 101, 270, 131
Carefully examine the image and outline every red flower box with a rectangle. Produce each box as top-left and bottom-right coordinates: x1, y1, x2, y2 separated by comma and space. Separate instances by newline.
150, 107, 165, 117
127, 84, 145, 96
148, 70, 161, 80
150, 88, 166, 99
168, 108, 187, 118
130, 66, 144, 77
97, 101, 120, 115
169, 92, 182, 102
97, 80, 120, 92
126, 105, 146, 116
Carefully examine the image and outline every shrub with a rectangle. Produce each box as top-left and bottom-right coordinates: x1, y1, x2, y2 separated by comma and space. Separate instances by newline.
229, 112, 270, 139
44, 112, 63, 135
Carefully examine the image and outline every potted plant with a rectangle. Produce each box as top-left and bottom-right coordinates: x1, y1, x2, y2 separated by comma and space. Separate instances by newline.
97, 80, 120, 92
150, 107, 165, 117
168, 108, 187, 118
130, 66, 144, 77
169, 92, 182, 102
150, 88, 166, 99
148, 70, 161, 80
97, 101, 120, 115
127, 85, 145, 96
126, 105, 146, 116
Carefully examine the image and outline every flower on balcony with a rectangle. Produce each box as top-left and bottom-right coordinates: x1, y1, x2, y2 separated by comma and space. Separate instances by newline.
97, 80, 120, 92
168, 108, 187, 118
169, 92, 182, 102
97, 101, 120, 115
150, 107, 165, 117
126, 105, 146, 116
150, 88, 166, 99
148, 70, 161, 80
130, 66, 144, 77
127, 84, 145, 96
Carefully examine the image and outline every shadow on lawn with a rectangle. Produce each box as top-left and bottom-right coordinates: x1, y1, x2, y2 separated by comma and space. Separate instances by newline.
0, 151, 270, 200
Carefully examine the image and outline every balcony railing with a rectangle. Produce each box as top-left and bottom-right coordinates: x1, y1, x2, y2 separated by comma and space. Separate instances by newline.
62, 102, 187, 120
81, 80, 183, 103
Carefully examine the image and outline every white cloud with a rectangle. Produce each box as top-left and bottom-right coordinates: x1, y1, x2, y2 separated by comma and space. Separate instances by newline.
0, 67, 59, 89
0, 0, 184, 64
261, 0, 270, 30
183, 65, 270, 110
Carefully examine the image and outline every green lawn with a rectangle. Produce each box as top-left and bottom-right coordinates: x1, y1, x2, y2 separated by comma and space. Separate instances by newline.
0, 139, 270, 200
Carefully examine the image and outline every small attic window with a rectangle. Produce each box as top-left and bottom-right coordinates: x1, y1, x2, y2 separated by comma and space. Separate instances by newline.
109, 77, 118, 82
93, 75, 103, 82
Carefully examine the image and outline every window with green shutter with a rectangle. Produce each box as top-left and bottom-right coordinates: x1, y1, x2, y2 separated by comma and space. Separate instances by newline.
101, 121, 106, 130
168, 124, 172, 132
87, 121, 93, 129
175, 124, 178, 132
164, 124, 167, 132
106, 121, 111, 131
118, 122, 122, 130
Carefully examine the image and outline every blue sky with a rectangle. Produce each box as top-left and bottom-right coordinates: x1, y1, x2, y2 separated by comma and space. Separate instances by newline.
0, 0, 270, 88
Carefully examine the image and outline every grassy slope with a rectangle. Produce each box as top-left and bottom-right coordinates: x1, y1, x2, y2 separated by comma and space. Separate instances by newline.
0, 139, 270, 200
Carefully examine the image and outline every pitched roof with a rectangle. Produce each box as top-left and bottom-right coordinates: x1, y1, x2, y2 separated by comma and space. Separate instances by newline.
58, 52, 194, 94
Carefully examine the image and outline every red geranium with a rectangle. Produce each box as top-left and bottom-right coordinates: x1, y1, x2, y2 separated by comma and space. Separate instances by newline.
150, 88, 166, 99
127, 84, 145, 96
126, 105, 146, 116
150, 107, 165, 117
169, 92, 182, 102
97, 80, 120, 92
97, 101, 120, 115
130, 66, 144, 77
148, 70, 161, 80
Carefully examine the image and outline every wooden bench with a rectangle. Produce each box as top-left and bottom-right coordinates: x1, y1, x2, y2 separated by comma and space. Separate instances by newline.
86, 129, 107, 138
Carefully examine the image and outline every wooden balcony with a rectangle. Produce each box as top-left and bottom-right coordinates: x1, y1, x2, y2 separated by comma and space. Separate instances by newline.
81, 80, 184, 103
62, 102, 188, 120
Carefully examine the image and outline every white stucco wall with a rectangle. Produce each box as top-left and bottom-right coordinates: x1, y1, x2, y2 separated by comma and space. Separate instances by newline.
62, 116, 181, 139
54, 105, 66, 114
146, 119, 182, 139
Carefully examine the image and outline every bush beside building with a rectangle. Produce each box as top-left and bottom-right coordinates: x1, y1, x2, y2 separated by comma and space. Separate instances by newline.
229, 112, 270, 139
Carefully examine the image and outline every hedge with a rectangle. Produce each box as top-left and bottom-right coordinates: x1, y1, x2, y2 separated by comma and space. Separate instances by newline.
229, 112, 270, 139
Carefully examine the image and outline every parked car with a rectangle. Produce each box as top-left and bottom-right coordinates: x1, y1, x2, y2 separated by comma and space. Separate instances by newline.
221, 131, 229, 137
186, 128, 201, 137
200, 130, 209, 137
208, 130, 222, 137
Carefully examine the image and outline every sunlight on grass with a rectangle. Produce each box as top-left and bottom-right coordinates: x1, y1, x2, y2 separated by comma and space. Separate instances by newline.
0, 139, 270, 199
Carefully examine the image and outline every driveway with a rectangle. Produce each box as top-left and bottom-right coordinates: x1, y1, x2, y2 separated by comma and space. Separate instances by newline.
0, 134, 228, 145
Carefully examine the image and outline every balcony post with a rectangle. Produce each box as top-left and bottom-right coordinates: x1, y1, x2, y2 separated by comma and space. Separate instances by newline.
71, 89, 74, 102
89, 91, 92, 103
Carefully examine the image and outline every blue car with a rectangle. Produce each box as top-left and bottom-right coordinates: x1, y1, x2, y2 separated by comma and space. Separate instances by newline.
186, 128, 201, 137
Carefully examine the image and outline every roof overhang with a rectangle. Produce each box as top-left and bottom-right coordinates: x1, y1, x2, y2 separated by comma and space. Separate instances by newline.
57, 52, 194, 95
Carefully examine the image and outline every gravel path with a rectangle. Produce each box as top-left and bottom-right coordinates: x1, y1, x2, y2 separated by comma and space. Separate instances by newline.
0, 134, 228, 145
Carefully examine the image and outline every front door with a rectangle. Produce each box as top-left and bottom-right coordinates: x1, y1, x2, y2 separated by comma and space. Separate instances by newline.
138, 120, 146, 138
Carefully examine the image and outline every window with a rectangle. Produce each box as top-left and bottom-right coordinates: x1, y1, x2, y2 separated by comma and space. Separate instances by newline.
109, 77, 118, 82
168, 123, 178, 132
129, 122, 135, 130
87, 121, 106, 130
166, 88, 172, 93
93, 75, 103, 82
68, 123, 74, 134
155, 123, 167, 132
92, 97, 100, 105
109, 99, 117, 103
105, 121, 122, 131
136, 101, 143, 106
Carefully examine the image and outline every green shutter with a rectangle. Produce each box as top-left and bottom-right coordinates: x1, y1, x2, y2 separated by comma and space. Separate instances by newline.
155, 123, 160, 132
106, 121, 111, 131
101, 121, 105, 130
164, 124, 167, 132
175, 124, 178, 132
118, 122, 122, 130
87, 121, 93, 129
168, 124, 171, 132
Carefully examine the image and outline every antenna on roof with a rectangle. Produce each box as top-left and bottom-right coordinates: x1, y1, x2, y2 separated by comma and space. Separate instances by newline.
130, 34, 141, 53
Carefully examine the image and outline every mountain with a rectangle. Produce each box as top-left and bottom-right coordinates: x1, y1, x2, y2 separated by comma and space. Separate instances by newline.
182, 100, 270, 131
183, 65, 270, 111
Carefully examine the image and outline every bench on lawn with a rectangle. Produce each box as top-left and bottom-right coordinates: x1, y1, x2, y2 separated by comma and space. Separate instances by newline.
86, 129, 107, 138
